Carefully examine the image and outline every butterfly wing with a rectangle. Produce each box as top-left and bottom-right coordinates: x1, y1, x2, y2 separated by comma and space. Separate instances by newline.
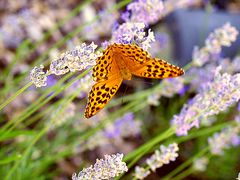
112, 44, 184, 79
85, 46, 123, 118
129, 58, 184, 79
85, 75, 123, 118
92, 46, 116, 82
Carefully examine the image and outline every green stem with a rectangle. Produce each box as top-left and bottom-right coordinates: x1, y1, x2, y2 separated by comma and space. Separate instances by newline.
0, 82, 33, 111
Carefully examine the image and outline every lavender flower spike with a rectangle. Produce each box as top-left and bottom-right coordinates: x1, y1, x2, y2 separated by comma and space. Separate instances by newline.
30, 65, 48, 87
50, 42, 101, 75
126, 0, 164, 25
172, 66, 240, 136
193, 23, 238, 66
146, 143, 179, 172
111, 22, 155, 51
134, 166, 150, 180
208, 117, 240, 155
72, 153, 128, 180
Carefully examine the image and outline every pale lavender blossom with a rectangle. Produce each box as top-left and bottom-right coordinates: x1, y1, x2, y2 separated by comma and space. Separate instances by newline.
133, 166, 150, 180
50, 42, 100, 75
146, 143, 179, 172
160, 78, 185, 97
133, 143, 179, 179
208, 118, 240, 155
111, 22, 155, 51
172, 67, 240, 136
205, 23, 238, 53
72, 153, 128, 180
0, 15, 24, 47
237, 172, 240, 180
0, 9, 45, 47
104, 112, 142, 138
192, 23, 238, 67
147, 93, 161, 106
186, 64, 216, 92
192, 157, 209, 172
217, 58, 236, 74
125, 0, 164, 25
30, 65, 48, 87
123, 0, 201, 26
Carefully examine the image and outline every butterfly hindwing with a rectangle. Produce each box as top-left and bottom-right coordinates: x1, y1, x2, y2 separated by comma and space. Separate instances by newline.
85, 75, 123, 118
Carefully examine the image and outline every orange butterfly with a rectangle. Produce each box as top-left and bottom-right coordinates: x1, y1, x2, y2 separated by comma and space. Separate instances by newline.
85, 43, 184, 118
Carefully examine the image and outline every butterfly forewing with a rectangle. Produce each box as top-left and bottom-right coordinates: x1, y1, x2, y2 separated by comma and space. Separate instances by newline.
92, 46, 116, 81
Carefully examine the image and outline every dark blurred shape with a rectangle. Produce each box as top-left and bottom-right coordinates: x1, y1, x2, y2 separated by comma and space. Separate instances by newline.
166, 9, 240, 66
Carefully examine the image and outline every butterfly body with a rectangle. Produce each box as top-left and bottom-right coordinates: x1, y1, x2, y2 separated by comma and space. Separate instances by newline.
85, 43, 184, 118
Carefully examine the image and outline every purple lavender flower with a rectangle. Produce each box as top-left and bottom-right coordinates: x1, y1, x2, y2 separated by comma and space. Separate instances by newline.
133, 143, 179, 179
72, 153, 128, 180
192, 23, 238, 67
208, 119, 240, 155
30, 65, 48, 87
192, 157, 209, 172
172, 67, 240, 136
111, 22, 155, 51
104, 112, 141, 138
125, 0, 164, 25
146, 143, 179, 171
134, 166, 150, 180
49, 42, 100, 75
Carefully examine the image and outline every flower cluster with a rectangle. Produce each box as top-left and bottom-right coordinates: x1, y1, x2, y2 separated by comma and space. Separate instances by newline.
122, 0, 201, 26
186, 24, 239, 95
0, 9, 44, 48
50, 42, 100, 75
134, 166, 150, 180
192, 23, 238, 67
83, 112, 141, 150
192, 157, 209, 172
171, 67, 240, 136
146, 143, 179, 171
30, 65, 48, 87
208, 118, 240, 155
30, 42, 100, 87
104, 112, 142, 138
111, 22, 155, 51
134, 143, 179, 179
72, 153, 128, 180
124, 0, 164, 25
